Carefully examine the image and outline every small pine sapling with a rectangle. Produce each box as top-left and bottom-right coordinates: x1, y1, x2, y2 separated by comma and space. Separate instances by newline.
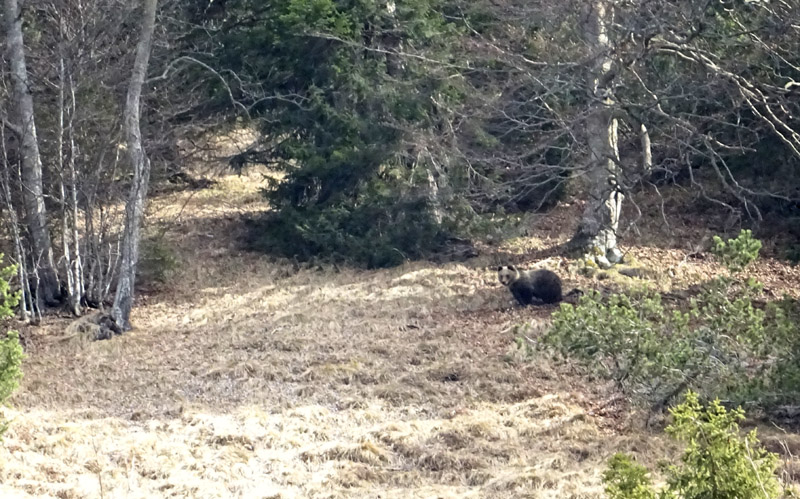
0, 254, 23, 437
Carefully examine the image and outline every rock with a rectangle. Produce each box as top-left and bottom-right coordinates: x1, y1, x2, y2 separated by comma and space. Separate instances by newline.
583, 254, 599, 267
596, 254, 613, 269
618, 267, 642, 278
607, 247, 624, 264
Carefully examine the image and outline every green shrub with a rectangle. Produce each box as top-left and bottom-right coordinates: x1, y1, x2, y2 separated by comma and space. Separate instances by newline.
543, 289, 708, 408
604, 453, 656, 499
536, 232, 800, 411
757, 298, 800, 408
245, 192, 449, 268
712, 229, 762, 273
604, 391, 785, 499
139, 236, 180, 286
540, 279, 788, 409
0, 255, 23, 438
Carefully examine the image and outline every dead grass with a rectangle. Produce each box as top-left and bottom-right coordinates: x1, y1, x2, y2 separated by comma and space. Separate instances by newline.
2, 148, 800, 497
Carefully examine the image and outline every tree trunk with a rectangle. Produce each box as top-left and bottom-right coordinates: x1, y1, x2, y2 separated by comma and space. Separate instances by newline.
425, 149, 451, 225
111, 0, 158, 331
57, 28, 81, 316
0, 130, 30, 323
572, 0, 622, 261
425, 164, 443, 225
67, 74, 85, 308
4, 0, 60, 306
380, 1, 404, 77
640, 123, 652, 175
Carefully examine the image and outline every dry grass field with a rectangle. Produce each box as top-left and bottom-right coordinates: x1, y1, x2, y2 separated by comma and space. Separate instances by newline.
2, 145, 800, 498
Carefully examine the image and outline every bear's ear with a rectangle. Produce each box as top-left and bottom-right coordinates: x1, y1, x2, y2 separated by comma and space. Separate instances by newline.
496, 266, 502, 272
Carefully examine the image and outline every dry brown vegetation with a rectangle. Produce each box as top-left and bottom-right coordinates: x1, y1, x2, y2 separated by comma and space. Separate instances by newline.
2, 148, 800, 498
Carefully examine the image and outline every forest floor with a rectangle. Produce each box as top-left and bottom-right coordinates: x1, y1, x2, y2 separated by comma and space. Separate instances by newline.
2, 139, 800, 498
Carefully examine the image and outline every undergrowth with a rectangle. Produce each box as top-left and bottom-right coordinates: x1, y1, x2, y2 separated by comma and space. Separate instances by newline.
243, 176, 519, 268
527, 230, 800, 412
0, 254, 23, 437
245, 194, 449, 268
139, 235, 181, 288
604, 391, 792, 498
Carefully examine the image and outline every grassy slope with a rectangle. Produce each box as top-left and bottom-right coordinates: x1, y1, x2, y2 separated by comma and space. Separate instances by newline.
1, 151, 800, 498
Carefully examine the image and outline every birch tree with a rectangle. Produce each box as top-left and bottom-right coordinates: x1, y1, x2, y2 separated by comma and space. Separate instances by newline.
4, 0, 60, 306
111, 0, 158, 331
572, 0, 623, 264
450, 0, 800, 257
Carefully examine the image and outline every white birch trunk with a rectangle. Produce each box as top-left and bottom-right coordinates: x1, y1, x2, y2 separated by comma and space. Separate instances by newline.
4, 0, 60, 305
640, 123, 652, 175
111, 0, 158, 331
57, 36, 81, 316
1, 130, 29, 322
573, 0, 623, 260
68, 78, 85, 305
425, 165, 443, 225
